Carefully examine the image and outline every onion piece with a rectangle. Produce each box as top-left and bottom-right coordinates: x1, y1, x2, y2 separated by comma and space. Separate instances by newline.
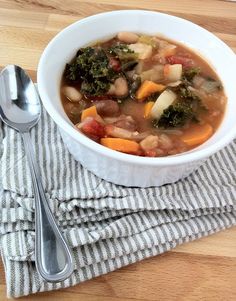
151, 89, 177, 120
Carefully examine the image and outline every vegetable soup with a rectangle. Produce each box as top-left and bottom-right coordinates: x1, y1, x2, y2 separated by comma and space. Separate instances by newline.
61, 32, 226, 157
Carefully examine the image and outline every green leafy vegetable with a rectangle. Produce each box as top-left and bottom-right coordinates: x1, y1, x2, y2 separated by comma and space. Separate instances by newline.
108, 44, 138, 61
153, 83, 208, 128
65, 63, 80, 82
182, 67, 201, 82
153, 102, 197, 128
65, 47, 119, 96
173, 82, 199, 101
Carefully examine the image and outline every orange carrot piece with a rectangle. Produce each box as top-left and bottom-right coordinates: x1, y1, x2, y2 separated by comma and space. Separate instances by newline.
81, 106, 98, 121
136, 80, 165, 101
144, 101, 155, 118
101, 138, 140, 154
181, 124, 213, 146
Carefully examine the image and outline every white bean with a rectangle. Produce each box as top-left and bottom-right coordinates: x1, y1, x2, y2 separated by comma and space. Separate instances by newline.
63, 86, 82, 102
159, 134, 173, 150
117, 32, 139, 44
108, 77, 128, 97
140, 135, 159, 151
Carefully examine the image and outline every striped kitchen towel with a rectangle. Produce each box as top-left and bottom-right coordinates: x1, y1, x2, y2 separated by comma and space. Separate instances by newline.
0, 107, 236, 298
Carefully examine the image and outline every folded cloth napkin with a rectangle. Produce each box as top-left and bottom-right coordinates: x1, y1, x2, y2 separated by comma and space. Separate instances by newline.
0, 107, 236, 298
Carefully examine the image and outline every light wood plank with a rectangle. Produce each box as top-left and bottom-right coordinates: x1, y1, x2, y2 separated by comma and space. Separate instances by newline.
45, 14, 81, 31
0, 1, 236, 300
1, 250, 236, 301
0, 8, 48, 29
172, 227, 236, 257
78, 0, 236, 18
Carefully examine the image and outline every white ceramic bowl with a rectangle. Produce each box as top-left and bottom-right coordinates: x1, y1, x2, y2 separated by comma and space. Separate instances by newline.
37, 10, 236, 187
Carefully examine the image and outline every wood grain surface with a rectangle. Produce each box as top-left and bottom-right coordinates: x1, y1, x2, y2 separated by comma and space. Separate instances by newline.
0, 0, 236, 300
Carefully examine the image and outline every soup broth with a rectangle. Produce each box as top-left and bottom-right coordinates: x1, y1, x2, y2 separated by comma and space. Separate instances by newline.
61, 32, 226, 157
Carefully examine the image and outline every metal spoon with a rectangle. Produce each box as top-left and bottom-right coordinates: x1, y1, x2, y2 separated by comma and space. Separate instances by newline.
0, 65, 74, 282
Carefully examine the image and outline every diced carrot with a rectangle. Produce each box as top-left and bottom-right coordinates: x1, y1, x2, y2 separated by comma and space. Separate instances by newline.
144, 101, 155, 118
101, 138, 140, 154
181, 123, 213, 146
136, 80, 165, 101
81, 106, 98, 121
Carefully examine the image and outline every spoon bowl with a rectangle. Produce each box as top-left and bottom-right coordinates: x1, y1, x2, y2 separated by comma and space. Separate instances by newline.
0, 65, 40, 131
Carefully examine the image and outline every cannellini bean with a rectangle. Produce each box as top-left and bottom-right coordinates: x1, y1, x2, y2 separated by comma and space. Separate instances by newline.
63, 86, 82, 102
140, 135, 159, 151
159, 134, 173, 150
108, 77, 128, 97
117, 32, 139, 44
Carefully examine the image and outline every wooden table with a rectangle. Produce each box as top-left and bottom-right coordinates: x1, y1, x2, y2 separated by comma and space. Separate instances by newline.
0, 0, 236, 300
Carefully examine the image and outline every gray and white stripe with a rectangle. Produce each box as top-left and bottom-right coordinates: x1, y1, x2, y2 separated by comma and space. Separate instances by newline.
0, 108, 236, 298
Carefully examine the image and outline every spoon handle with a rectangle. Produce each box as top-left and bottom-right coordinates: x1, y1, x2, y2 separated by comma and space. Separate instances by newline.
21, 131, 74, 282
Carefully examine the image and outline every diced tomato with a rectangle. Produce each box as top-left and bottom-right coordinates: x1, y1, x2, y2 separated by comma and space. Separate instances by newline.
109, 57, 121, 72
166, 55, 194, 67
81, 119, 105, 140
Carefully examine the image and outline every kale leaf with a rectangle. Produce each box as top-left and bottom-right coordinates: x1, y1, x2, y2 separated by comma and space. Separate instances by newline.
154, 83, 208, 129
65, 47, 118, 96
182, 67, 201, 82
108, 44, 138, 61
154, 102, 197, 128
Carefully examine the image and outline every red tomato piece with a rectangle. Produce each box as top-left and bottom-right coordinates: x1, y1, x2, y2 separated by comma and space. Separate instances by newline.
109, 57, 121, 72
81, 119, 105, 139
166, 55, 194, 67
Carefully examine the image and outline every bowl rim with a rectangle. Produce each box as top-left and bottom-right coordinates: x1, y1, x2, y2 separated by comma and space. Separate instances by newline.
37, 9, 236, 166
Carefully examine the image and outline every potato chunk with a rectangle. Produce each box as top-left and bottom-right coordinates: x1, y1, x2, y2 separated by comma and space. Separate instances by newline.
128, 43, 152, 60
